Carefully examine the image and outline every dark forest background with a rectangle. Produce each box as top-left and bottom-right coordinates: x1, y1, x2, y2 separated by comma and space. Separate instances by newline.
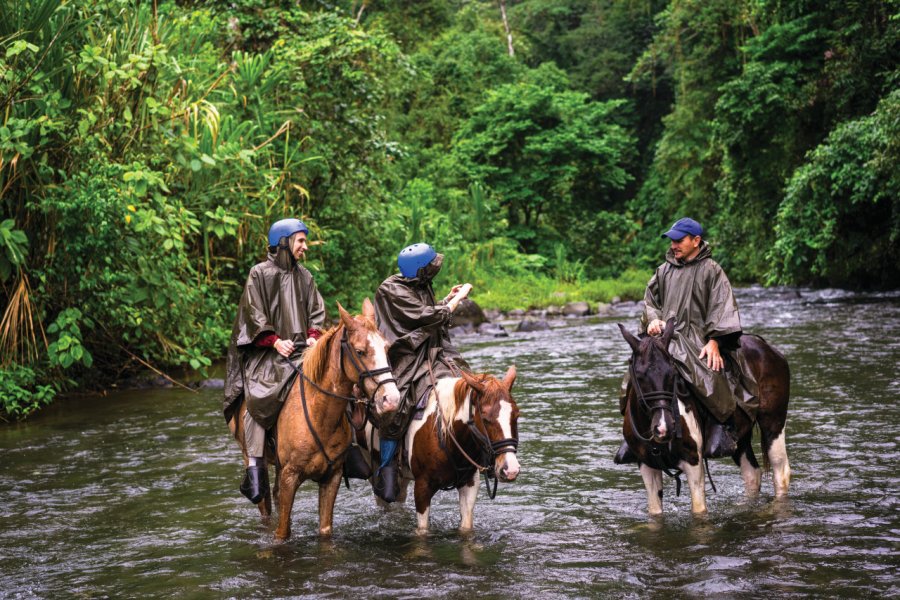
1, 0, 897, 417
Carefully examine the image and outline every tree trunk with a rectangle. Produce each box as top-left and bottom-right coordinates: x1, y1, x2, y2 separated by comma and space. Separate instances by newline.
498, 1, 514, 57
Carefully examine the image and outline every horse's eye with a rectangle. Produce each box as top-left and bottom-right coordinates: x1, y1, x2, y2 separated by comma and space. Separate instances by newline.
356, 348, 366, 357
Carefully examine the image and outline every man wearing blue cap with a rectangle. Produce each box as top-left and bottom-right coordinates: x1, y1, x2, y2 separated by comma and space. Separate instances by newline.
370, 243, 472, 502
616, 218, 758, 462
223, 218, 326, 504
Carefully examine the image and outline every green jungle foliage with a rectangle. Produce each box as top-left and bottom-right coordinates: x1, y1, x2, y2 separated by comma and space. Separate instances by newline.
0, 0, 896, 417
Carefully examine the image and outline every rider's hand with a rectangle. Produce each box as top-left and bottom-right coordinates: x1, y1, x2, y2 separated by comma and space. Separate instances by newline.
444, 284, 463, 304
447, 283, 472, 312
647, 319, 666, 336
274, 338, 295, 357
306, 336, 317, 347
699, 339, 723, 371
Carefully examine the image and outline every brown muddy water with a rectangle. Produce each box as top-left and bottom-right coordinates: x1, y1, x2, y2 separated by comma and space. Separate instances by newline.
1, 287, 898, 598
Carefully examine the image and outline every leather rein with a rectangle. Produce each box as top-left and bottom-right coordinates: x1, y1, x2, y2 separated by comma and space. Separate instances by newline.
286, 327, 396, 474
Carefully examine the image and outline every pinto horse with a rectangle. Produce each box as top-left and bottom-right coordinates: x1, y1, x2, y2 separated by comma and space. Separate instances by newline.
362, 367, 520, 533
231, 299, 400, 540
618, 318, 790, 516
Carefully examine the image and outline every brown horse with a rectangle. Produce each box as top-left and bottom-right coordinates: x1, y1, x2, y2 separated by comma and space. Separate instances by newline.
618, 318, 790, 515
231, 298, 400, 540
363, 367, 521, 534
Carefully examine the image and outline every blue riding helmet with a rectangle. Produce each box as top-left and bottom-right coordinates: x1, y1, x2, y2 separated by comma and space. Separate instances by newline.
398, 243, 437, 278
268, 218, 309, 247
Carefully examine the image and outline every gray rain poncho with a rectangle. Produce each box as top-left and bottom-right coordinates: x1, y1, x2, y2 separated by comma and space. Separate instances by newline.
223, 251, 326, 429
374, 273, 467, 438
639, 242, 758, 422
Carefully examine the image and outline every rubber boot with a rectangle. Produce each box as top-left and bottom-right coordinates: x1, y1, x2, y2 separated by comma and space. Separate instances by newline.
614, 440, 638, 464
240, 465, 267, 504
373, 462, 399, 503
704, 418, 738, 458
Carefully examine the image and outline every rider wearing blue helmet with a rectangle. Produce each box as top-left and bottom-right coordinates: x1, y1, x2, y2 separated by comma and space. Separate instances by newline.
224, 218, 326, 504
371, 243, 472, 502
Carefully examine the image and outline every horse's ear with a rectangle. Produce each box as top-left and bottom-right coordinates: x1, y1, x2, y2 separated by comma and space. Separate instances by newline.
661, 317, 677, 349
460, 370, 486, 393
618, 323, 640, 354
337, 302, 356, 330
502, 365, 517, 390
361, 297, 376, 320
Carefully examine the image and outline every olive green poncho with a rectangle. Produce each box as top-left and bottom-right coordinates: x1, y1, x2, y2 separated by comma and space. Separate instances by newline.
223, 254, 326, 428
640, 242, 758, 422
374, 274, 467, 438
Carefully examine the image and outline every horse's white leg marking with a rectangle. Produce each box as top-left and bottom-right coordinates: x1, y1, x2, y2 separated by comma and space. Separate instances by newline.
740, 452, 762, 496
497, 400, 520, 479
416, 505, 430, 535
678, 400, 707, 514
768, 428, 791, 497
640, 464, 664, 516
458, 477, 478, 531
680, 459, 707, 514
367, 332, 401, 411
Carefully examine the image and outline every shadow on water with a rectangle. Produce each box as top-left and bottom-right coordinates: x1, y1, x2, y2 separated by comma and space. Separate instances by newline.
1, 288, 898, 598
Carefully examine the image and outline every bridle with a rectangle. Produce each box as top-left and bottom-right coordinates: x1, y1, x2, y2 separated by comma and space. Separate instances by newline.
627, 359, 682, 444
439, 380, 518, 499
338, 328, 397, 405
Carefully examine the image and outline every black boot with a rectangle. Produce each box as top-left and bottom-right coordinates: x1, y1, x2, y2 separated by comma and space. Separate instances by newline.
373, 462, 399, 503
240, 465, 267, 504
705, 419, 738, 458
614, 440, 638, 464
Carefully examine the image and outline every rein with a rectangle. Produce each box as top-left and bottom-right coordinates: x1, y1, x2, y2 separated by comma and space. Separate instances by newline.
283, 326, 396, 475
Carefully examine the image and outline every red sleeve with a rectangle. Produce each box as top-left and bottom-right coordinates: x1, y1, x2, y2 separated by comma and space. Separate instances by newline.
254, 333, 278, 348
306, 328, 323, 340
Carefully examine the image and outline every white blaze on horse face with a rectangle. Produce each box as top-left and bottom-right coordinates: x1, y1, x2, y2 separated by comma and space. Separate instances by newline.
367, 331, 401, 414
497, 399, 520, 481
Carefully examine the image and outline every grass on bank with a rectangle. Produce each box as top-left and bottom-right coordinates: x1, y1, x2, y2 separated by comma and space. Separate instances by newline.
470, 269, 650, 312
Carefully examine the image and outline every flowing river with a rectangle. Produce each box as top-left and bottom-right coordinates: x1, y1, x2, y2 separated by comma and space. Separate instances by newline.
1, 287, 898, 598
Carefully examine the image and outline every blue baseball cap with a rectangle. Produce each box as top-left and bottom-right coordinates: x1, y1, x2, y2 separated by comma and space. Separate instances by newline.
661, 217, 704, 240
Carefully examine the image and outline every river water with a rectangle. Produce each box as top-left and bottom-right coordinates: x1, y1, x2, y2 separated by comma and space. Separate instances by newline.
1, 287, 898, 598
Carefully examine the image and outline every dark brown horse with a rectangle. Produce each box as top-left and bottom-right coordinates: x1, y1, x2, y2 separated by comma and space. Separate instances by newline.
618, 318, 790, 515
231, 299, 400, 540
363, 367, 521, 533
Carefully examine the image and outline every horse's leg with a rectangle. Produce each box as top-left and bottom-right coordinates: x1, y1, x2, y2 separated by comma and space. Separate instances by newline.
680, 458, 707, 515
274, 465, 302, 542
765, 426, 791, 497
317, 467, 343, 537
413, 477, 436, 535
272, 461, 281, 506
639, 465, 664, 516
746, 335, 791, 497
678, 400, 707, 514
458, 476, 479, 532
734, 439, 761, 496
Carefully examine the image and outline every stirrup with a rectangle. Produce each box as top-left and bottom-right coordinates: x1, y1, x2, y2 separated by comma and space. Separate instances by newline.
614, 440, 638, 464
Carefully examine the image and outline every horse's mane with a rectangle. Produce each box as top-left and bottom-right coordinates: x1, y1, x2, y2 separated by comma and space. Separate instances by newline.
434, 374, 493, 441
301, 324, 341, 384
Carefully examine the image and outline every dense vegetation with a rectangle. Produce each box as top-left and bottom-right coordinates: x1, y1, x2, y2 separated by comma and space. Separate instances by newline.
1, 0, 897, 418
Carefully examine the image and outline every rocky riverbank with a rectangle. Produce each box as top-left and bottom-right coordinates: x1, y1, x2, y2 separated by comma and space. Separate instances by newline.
449, 298, 645, 338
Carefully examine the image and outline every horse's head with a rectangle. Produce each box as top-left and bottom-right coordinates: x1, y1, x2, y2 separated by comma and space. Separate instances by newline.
337, 298, 401, 418
618, 318, 679, 444
460, 366, 520, 482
